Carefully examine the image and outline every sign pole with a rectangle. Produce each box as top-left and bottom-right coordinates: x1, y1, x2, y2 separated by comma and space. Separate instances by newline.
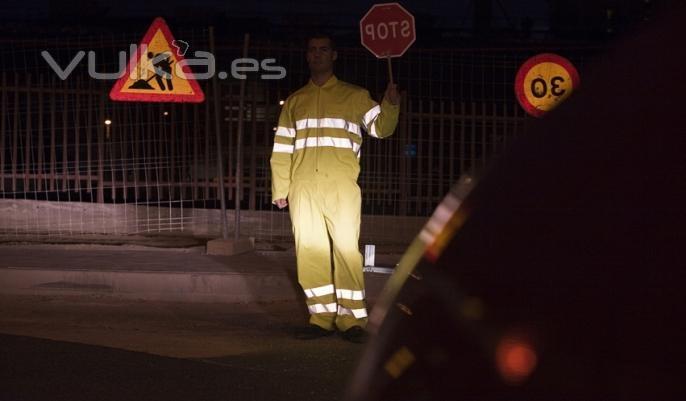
234, 33, 250, 241
209, 26, 229, 240
387, 55, 394, 85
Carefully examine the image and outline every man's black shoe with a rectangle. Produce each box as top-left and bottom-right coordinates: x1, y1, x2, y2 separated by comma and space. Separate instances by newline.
294, 324, 334, 340
341, 326, 368, 344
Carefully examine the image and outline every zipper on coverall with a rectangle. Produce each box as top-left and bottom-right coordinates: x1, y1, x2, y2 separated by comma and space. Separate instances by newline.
315, 86, 320, 173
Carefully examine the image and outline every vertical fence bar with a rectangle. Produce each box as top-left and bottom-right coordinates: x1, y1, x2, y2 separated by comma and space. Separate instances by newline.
192, 103, 199, 200
157, 104, 165, 201
449, 100, 455, 185
249, 80, 257, 211
181, 105, 188, 200
504, 102, 511, 149
170, 104, 177, 200
49, 78, 56, 192
459, 102, 465, 177
512, 104, 521, 143
234, 33, 250, 240
133, 105, 140, 201
144, 105, 153, 228
1, 72, 6, 192
149, 105, 157, 201
385, 95, 393, 212
226, 87, 233, 201
427, 100, 434, 210
73, 78, 81, 193
481, 102, 487, 168
491, 102, 498, 155
405, 52, 413, 214
163, 105, 172, 228
61, 78, 68, 192
24, 74, 32, 193
362, 53, 370, 205
37, 75, 44, 192
97, 94, 105, 203
145, 105, 153, 202
438, 100, 445, 199
415, 99, 423, 215
398, 91, 408, 216
470, 101, 476, 172
507, 102, 517, 148
86, 81, 93, 195
108, 104, 117, 202
12, 74, 18, 194
204, 85, 210, 201
121, 104, 128, 201
262, 83, 272, 209
210, 27, 230, 241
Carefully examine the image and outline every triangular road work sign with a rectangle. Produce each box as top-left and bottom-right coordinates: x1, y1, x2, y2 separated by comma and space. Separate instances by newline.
110, 17, 205, 103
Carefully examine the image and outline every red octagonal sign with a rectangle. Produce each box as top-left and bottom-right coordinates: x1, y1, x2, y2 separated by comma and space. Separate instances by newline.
360, 2, 416, 58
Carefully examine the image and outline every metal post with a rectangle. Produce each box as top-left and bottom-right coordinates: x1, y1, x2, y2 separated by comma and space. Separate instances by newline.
97, 95, 105, 203
209, 26, 229, 239
234, 33, 250, 241
0, 72, 5, 192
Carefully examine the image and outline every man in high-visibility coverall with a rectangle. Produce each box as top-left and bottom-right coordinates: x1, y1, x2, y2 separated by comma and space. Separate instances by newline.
270, 34, 400, 343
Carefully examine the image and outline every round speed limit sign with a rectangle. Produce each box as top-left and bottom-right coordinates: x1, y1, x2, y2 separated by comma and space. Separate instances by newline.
515, 53, 580, 118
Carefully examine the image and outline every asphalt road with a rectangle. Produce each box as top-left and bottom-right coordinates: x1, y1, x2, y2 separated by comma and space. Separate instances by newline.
0, 294, 367, 401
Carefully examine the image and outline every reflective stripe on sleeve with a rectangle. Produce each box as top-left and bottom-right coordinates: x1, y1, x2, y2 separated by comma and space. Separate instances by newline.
362, 105, 381, 138
272, 143, 294, 154
304, 284, 335, 298
275, 126, 296, 138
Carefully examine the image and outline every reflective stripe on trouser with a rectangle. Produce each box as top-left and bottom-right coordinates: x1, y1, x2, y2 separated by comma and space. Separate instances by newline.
289, 178, 367, 331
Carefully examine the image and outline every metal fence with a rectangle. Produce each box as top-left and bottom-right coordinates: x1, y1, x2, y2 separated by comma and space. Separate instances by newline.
0, 27, 602, 243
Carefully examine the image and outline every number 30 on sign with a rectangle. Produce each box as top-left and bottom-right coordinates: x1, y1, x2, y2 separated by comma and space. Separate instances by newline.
514, 53, 580, 118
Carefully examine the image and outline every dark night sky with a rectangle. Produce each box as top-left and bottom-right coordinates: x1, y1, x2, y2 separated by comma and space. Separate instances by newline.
1, 0, 550, 29
1, 0, 661, 45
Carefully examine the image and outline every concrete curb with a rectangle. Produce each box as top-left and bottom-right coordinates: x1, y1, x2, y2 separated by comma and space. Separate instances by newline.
0, 243, 207, 253
0, 267, 297, 303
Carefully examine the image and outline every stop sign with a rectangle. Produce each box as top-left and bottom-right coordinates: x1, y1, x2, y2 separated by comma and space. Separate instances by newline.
360, 2, 416, 58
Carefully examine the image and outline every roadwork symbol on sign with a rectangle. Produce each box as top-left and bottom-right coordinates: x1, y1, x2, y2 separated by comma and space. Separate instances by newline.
514, 53, 580, 117
360, 2, 416, 58
110, 17, 205, 103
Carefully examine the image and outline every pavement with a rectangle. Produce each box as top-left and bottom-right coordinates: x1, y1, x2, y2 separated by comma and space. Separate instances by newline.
0, 242, 404, 400
0, 241, 405, 400
0, 294, 372, 401
0, 243, 401, 303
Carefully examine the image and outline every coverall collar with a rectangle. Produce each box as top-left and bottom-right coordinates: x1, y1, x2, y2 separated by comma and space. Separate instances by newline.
309, 74, 338, 89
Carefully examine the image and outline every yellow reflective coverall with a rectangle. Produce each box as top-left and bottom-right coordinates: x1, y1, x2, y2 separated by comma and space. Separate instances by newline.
270, 75, 399, 331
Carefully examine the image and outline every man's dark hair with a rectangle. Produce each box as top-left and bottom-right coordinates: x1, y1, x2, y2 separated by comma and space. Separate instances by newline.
307, 33, 336, 51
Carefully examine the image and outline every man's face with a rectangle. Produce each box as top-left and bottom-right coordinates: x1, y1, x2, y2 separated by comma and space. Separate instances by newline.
306, 38, 337, 74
